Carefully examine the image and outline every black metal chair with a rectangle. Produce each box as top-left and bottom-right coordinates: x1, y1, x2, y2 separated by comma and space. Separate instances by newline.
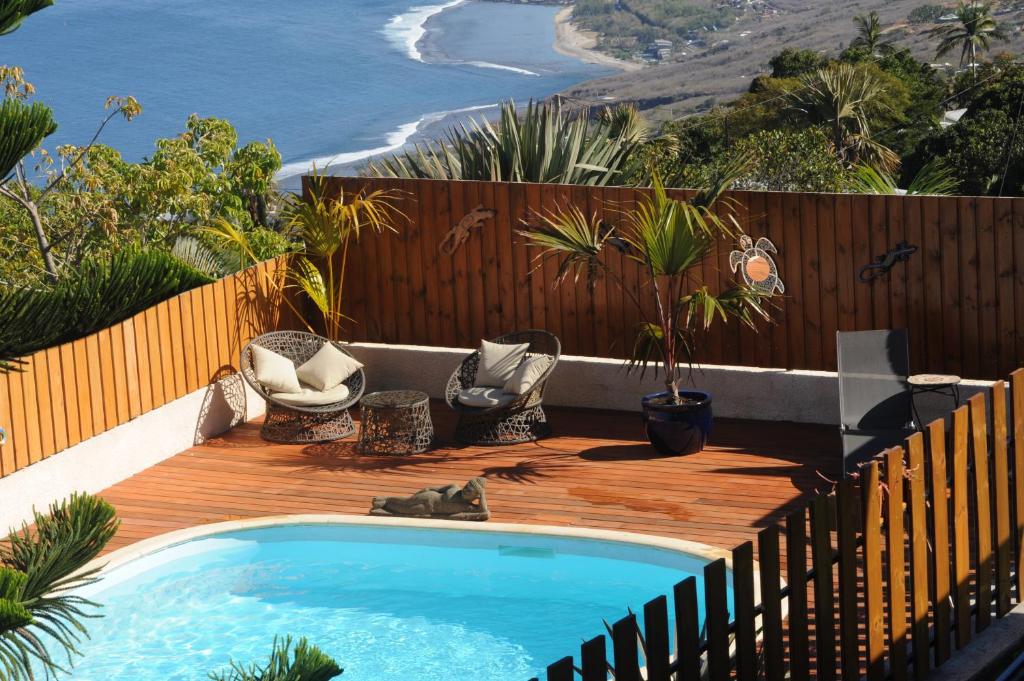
241, 331, 365, 443
837, 329, 914, 475
444, 330, 560, 445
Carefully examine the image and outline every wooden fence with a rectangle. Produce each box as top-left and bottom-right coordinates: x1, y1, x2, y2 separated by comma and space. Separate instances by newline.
327, 176, 1024, 380
0, 258, 295, 480
530, 370, 1024, 681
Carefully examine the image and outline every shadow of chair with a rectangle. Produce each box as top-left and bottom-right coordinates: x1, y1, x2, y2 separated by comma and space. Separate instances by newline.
194, 366, 249, 445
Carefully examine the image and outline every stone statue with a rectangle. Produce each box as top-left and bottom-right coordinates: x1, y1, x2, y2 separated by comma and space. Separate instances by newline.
370, 477, 490, 521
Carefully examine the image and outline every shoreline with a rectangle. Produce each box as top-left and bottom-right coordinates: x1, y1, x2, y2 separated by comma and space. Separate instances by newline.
552, 6, 643, 73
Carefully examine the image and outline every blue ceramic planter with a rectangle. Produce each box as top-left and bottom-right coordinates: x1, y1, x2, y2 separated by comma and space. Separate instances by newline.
641, 390, 712, 456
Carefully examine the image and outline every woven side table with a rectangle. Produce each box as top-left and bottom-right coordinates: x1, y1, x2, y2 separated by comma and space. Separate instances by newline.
357, 390, 434, 455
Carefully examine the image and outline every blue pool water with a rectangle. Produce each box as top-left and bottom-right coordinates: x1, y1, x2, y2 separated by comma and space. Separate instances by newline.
69, 524, 731, 680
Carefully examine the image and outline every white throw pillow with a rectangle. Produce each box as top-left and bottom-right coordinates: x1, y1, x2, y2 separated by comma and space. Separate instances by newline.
272, 382, 351, 407
458, 387, 515, 409
251, 345, 301, 393
474, 339, 530, 388
503, 355, 552, 395
296, 342, 363, 391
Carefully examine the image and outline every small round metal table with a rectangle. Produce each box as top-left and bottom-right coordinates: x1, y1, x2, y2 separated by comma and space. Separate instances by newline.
356, 390, 434, 455
908, 374, 961, 430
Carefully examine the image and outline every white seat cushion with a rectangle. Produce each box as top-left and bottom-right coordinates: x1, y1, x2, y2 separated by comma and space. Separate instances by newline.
474, 339, 530, 387
251, 345, 301, 393
295, 342, 363, 391
271, 382, 351, 407
504, 355, 552, 395
457, 387, 516, 409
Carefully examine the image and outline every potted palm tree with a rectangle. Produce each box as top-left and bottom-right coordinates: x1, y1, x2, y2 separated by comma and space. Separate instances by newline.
522, 166, 772, 455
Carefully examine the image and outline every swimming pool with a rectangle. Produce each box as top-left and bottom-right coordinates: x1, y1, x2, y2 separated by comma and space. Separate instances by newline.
70, 518, 734, 680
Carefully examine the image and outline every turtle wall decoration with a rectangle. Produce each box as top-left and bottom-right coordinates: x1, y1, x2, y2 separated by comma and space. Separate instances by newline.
729, 235, 784, 295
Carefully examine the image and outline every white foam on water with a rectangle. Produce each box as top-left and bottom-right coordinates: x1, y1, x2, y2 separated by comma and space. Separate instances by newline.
274, 103, 499, 180
384, 0, 467, 62
461, 60, 540, 76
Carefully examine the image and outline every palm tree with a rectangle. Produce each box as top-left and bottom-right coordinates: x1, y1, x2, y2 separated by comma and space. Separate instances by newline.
851, 11, 892, 56
209, 636, 342, 681
848, 160, 960, 195
521, 160, 771, 402
931, 1, 1008, 81
0, 493, 120, 680
790, 63, 900, 172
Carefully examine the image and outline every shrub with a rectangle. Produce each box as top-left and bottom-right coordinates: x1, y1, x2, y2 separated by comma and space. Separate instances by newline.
0, 248, 213, 368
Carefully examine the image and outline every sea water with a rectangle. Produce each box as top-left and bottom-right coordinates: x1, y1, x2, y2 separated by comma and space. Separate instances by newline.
68, 524, 731, 680
0, 0, 611, 188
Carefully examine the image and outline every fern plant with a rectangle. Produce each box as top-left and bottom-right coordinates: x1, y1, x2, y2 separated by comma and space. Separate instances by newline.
0, 248, 213, 370
0, 493, 120, 680
209, 636, 342, 681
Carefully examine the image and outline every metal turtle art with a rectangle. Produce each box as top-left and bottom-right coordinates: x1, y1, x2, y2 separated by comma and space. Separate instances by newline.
729, 235, 784, 295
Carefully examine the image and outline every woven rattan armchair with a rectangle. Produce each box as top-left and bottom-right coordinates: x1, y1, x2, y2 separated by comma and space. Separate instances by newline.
444, 330, 560, 445
241, 331, 365, 443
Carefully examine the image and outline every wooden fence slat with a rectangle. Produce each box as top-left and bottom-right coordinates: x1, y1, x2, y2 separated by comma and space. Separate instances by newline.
58, 343, 81, 448
611, 613, 641, 681
642, 595, 670, 681
969, 393, 994, 632
0, 373, 14, 475
7, 364, 28, 469
110, 322, 130, 424
703, 558, 730, 681
1012, 370, 1024, 603
785, 508, 810, 681
810, 494, 837, 681
44, 346, 67, 455
991, 381, 1013, 616
74, 337, 95, 441
673, 577, 701, 681
732, 541, 756, 679
20, 353, 42, 462
580, 636, 606, 681
906, 432, 931, 679
862, 461, 886, 681
952, 406, 972, 649
928, 417, 952, 664
32, 350, 54, 458
85, 334, 105, 436
836, 478, 861, 680
885, 448, 909, 680
545, 657, 574, 681
757, 526, 785, 681
122, 319, 142, 419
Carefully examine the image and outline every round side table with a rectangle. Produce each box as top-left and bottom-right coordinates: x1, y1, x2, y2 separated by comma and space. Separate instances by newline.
908, 374, 961, 430
356, 390, 434, 455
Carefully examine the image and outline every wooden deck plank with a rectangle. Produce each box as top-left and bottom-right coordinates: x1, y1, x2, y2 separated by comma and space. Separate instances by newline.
95, 407, 839, 554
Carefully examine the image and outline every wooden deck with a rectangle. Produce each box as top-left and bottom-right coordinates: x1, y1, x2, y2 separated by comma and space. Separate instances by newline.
99, 403, 841, 555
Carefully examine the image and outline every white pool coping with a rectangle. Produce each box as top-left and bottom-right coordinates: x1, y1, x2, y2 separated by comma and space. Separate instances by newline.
87, 514, 737, 574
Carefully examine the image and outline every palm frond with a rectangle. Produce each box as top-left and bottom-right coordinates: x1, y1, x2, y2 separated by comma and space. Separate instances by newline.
519, 206, 608, 286
0, 98, 56, 179
171, 236, 230, 278
208, 636, 343, 681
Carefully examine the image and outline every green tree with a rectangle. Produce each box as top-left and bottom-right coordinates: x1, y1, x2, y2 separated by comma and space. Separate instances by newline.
209, 636, 342, 681
0, 493, 120, 680
768, 48, 828, 79
851, 11, 893, 56
790, 63, 900, 171
908, 5, 944, 24
732, 128, 848, 192
911, 108, 1023, 195
930, 1, 1007, 81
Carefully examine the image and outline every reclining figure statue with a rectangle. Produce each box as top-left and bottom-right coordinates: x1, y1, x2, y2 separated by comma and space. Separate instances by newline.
370, 477, 490, 521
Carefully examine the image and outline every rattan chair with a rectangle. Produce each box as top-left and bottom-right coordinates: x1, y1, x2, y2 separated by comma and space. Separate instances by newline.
241, 330, 365, 444
444, 330, 560, 445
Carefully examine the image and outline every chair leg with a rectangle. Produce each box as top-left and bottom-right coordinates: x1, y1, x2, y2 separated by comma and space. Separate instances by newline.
260, 402, 355, 444
455, 405, 550, 446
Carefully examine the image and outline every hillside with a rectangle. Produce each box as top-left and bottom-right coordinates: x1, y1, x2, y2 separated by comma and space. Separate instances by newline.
561, 0, 1024, 121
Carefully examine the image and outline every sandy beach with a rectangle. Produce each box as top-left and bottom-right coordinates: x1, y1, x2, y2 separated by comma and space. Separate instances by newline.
552, 6, 643, 73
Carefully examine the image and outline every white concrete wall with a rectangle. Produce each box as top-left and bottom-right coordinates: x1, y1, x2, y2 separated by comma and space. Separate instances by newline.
0, 341, 995, 530
0, 373, 264, 531
345, 342, 994, 427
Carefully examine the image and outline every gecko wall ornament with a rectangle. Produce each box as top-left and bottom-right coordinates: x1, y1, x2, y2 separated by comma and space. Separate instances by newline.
729, 236, 784, 295
439, 205, 497, 256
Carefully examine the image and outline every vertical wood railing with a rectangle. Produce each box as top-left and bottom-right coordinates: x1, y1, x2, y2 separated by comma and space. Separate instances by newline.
530, 368, 1024, 681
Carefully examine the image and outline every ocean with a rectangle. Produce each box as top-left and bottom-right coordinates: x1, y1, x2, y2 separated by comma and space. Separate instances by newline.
0, 0, 612, 189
